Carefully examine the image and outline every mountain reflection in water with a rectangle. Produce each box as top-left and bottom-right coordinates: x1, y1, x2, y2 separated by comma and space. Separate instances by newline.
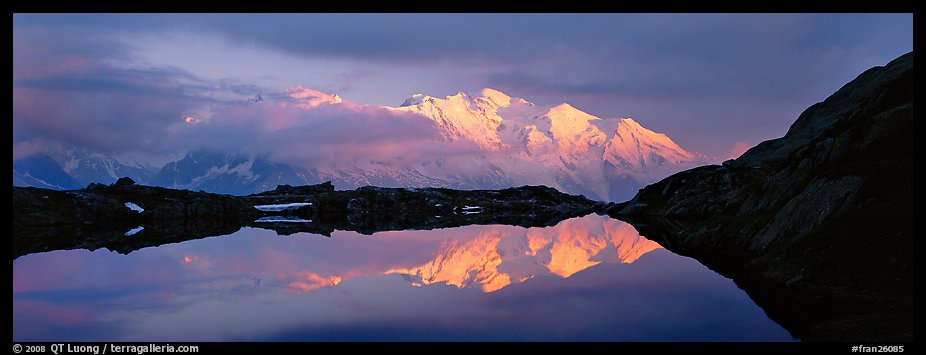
386, 217, 659, 292
13, 214, 793, 341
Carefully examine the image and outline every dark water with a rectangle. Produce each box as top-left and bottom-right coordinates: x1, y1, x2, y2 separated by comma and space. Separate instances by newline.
13, 214, 793, 341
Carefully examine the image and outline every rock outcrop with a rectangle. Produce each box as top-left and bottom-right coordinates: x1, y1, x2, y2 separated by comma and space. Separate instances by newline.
247, 184, 605, 236
13, 180, 604, 258
611, 52, 912, 341
13, 180, 261, 258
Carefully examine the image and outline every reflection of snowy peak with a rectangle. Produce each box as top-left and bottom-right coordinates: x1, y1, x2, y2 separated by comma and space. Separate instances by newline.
387, 216, 662, 292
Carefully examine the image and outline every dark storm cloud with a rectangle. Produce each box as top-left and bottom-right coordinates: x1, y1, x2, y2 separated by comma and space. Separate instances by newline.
14, 14, 911, 97
16, 14, 908, 66
16, 13, 586, 63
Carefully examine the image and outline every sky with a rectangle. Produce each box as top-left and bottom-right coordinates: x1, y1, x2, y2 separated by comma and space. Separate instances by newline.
13, 13, 913, 162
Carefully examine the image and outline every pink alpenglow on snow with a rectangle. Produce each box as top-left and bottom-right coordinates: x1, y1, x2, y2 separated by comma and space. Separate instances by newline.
285, 86, 344, 109
385, 87, 708, 200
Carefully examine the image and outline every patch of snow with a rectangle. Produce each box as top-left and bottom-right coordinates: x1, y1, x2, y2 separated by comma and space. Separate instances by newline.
287, 86, 343, 108
434, 215, 442, 218
434, 204, 443, 207
255, 216, 312, 223
480, 88, 512, 107
124, 226, 144, 236
253, 202, 312, 212
462, 206, 482, 210
462, 211, 482, 215
124, 202, 144, 213
230, 157, 257, 182
21, 172, 67, 190
401, 93, 432, 107
206, 164, 231, 175
63, 157, 81, 172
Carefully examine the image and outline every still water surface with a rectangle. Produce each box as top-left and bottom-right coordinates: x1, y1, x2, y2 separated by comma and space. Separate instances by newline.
13, 214, 793, 341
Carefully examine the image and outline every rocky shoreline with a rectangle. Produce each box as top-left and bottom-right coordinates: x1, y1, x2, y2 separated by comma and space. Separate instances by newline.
13, 178, 605, 258
609, 52, 912, 341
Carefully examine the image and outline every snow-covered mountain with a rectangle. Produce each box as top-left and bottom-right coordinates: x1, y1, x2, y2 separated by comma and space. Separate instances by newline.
13, 148, 157, 190
13, 148, 315, 195
384, 88, 706, 201
152, 150, 321, 195
46, 147, 158, 186
12, 88, 707, 201
13, 155, 81, 190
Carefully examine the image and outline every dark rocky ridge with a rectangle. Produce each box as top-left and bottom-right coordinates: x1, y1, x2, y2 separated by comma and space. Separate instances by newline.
247, 183, 604, 236
13, 178, 605, 259
13, 177, 261, 258
610, 52, 912, 341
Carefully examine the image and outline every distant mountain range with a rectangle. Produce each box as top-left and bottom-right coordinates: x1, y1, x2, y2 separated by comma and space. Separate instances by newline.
13, 89, 709, 201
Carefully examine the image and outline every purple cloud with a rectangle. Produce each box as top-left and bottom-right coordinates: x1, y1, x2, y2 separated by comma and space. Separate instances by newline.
12, 26, 469, 171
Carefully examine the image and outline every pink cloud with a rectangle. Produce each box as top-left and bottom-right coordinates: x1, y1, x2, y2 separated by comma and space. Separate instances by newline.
727, 141, 751, 160
286, 272, 342, 294
284, 85, 343, 109
13, 25, 483, 171
171, 88, 470, 169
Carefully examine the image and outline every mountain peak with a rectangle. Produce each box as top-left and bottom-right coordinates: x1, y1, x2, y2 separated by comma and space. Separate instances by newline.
287, 86, 343, 108
618, 117, 648, 131
401, 93, 434, 107
616, 118, 676, 143
551, 103, 574, 110
604, 117, 696, 172
549, 103, 582, 113
479, 88, 512, 107
547, 103, 599, 121
400, 88, 515, 108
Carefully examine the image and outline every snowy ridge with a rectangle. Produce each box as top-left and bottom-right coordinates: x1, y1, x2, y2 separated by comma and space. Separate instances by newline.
49, 147, 159, 186
389, 88, 707, 200
151, 150, 320, 195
